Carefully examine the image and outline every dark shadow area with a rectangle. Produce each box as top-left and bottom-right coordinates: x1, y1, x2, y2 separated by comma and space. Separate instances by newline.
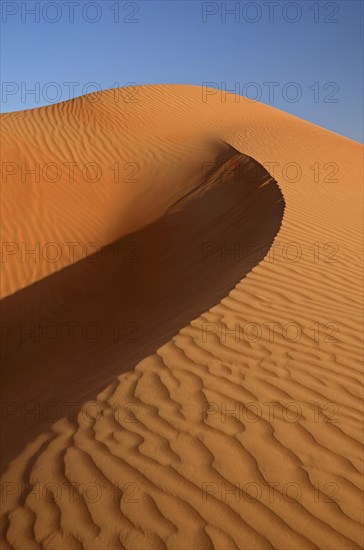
1, 144, 285, 472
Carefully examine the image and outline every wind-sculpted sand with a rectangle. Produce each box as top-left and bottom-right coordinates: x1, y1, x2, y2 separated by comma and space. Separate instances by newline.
1, 85, 363, 549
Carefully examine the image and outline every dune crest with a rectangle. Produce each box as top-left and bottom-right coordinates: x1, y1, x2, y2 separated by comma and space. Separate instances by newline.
1, 85, 363, 549
1, 143, 284, 467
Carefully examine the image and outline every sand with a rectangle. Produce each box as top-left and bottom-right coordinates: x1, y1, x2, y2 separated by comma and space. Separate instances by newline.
1, 85, 363, 549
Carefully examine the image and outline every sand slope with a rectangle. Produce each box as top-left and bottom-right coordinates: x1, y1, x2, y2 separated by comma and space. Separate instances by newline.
1, 85, 363, 549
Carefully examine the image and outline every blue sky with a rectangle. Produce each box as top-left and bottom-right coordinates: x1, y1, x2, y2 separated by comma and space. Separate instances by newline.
1, 0, 363, 142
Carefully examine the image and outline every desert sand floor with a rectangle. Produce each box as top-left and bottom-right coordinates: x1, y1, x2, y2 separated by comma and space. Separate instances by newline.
1, 85, 363, 549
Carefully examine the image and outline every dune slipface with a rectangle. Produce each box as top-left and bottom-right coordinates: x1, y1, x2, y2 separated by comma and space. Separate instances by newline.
1, 85, 363, 549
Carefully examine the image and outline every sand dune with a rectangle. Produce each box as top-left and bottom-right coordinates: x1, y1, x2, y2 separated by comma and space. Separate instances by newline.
1, 85, 363, 549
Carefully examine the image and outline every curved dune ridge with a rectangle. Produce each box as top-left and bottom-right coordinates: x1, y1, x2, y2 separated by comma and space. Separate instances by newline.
1, 143, 285, 467
1, 85, 363, 549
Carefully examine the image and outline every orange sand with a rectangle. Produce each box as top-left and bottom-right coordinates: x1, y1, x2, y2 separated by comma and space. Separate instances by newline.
1, 85, 363, 549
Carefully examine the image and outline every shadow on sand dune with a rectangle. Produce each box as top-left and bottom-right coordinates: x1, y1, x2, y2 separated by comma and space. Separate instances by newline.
1, 143, 284, 472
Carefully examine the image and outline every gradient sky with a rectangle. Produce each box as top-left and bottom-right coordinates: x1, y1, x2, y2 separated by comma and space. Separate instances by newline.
1, 0, 363, 142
